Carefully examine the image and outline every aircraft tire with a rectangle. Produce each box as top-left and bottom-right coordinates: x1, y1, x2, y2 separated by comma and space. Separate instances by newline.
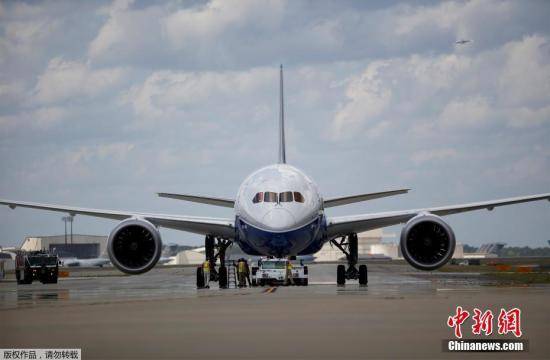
359, 264, 368, 286
218, 266, 227, 288
196, 267, 205, 289
337, 265, 346, 286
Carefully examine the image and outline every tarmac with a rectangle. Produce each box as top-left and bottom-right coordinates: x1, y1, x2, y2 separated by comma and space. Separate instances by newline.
1, 263, 549, 359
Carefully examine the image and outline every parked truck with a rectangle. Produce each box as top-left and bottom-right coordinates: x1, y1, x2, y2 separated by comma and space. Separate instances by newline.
15, 251, 59, 284
252, 258, 308, 286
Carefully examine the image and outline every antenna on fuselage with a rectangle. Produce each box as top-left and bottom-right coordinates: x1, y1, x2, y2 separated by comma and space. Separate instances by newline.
278, 64, 286, 164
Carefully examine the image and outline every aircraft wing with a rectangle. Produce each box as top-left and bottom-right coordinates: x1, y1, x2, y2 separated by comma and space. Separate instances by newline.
324, 188, 409, 208
0, 199, 235, 238
326, 192, 550, 238
157, 192, 235, 208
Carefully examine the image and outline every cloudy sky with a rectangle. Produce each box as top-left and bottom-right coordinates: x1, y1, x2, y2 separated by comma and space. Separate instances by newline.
0, 0, 549, 248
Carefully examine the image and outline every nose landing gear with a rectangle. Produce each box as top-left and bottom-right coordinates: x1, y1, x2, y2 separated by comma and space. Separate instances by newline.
331, 233, 368, 286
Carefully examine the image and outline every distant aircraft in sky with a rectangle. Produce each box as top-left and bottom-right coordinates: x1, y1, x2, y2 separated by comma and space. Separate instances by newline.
1, 65, 549, 288
455, 39, 473, 45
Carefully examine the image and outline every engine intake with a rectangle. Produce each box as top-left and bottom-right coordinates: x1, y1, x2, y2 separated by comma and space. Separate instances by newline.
107, 218, 162, 274
400, 214, 455, 271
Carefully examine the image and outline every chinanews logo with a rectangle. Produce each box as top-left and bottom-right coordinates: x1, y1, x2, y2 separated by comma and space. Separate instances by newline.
443, 306, 528, 352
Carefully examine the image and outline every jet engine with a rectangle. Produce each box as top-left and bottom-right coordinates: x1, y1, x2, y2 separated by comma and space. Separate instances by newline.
107, 218, 162, 274
400, 214, 455, 270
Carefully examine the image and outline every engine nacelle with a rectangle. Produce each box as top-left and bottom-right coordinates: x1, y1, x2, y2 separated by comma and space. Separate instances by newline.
107, 218, 162, 274
400, 214, 455, 271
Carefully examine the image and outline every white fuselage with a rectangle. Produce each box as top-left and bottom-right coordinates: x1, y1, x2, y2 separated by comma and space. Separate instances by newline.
234, 164, 326, 257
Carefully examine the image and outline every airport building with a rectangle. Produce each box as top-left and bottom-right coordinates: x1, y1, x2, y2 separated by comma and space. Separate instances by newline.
174, 249, 204, 265
21, 235, 108, 259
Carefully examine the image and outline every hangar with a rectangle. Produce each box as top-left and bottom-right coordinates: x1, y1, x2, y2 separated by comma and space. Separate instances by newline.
20, 234, 107, 259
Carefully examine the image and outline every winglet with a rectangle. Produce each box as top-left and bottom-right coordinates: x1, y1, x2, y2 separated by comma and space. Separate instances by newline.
278, 64, 286, 164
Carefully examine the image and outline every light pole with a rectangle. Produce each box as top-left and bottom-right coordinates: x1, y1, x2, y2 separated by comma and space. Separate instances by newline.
62, 216, 74, 245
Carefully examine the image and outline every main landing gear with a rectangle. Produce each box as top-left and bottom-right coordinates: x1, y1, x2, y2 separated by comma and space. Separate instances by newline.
331, 233, 368, 286
196, 235, 232, 289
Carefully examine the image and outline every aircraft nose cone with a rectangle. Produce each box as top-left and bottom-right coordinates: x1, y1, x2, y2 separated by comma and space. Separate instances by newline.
262, 208, 297, 231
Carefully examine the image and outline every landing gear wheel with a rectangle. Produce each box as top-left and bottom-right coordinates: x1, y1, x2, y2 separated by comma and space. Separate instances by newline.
218, 266, 227, 289
196, 267, 205, 289
337, 264, 346, 286
359, 264, 368, 286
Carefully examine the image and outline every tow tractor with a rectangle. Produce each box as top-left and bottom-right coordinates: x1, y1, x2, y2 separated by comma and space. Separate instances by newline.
15, 251, 59, 285
252, 258, 308, 286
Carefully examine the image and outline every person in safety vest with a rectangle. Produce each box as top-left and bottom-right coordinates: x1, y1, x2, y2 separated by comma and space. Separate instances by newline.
285, 260, 295, 286
237, 258, 247, 288
202, 259, 211, 289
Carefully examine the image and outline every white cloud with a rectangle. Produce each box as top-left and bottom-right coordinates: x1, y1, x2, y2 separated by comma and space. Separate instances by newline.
331, 35, 550, 141
68, 142, 135, 165
506, 106, 550, 128
498, 35, 550, 106
394, 0, 514, 40
33, 57, 126, 104
0, 79, 25, 104
88, 0, 140, 59
330, 62, 392, 139
0, 106, 69, 132
122, 67, 276, 120
411, 148, 458, 165
0, 2, 62, 68
163, 0, 284, 48
440, 96, 491, 128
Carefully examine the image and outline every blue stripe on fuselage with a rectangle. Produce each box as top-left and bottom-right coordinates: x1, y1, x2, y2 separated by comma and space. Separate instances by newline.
235, 215, 326, 257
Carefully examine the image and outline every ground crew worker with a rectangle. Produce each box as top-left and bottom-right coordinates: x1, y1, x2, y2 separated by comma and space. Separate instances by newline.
237, 258, 247, 287
202, 259, 211, 289
285, 260, 295, 286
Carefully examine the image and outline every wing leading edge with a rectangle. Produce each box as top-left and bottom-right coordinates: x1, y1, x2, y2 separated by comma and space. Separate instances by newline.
326, 192, 550, 238
0, 199, 235, 238
324, 188, 410, 208
157, 192, 235, 208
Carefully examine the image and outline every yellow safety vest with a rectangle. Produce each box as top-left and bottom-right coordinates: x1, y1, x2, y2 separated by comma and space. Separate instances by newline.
203, 261, 210, 271
238, 261, 246, 273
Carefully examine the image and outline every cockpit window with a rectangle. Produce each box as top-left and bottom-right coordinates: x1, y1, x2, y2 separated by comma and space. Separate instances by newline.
253, 191, 305, 204
252, 192, 264, 203
279, 191, 293, 202
264, 192, 278, 202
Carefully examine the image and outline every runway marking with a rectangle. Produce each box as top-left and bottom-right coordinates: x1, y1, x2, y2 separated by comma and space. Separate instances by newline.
436, 288, 481, 292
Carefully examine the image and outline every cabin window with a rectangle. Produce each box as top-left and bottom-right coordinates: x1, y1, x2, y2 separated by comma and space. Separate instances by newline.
293, 192, 305, 203
279, 191, 293, 202
264, 192, 278, 202
252, 192, 264, 203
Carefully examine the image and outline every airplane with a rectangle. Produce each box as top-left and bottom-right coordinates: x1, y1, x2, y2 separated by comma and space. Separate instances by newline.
455, 39, 472, 45
1, 65, 549, 287
61, 256, 111, 268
